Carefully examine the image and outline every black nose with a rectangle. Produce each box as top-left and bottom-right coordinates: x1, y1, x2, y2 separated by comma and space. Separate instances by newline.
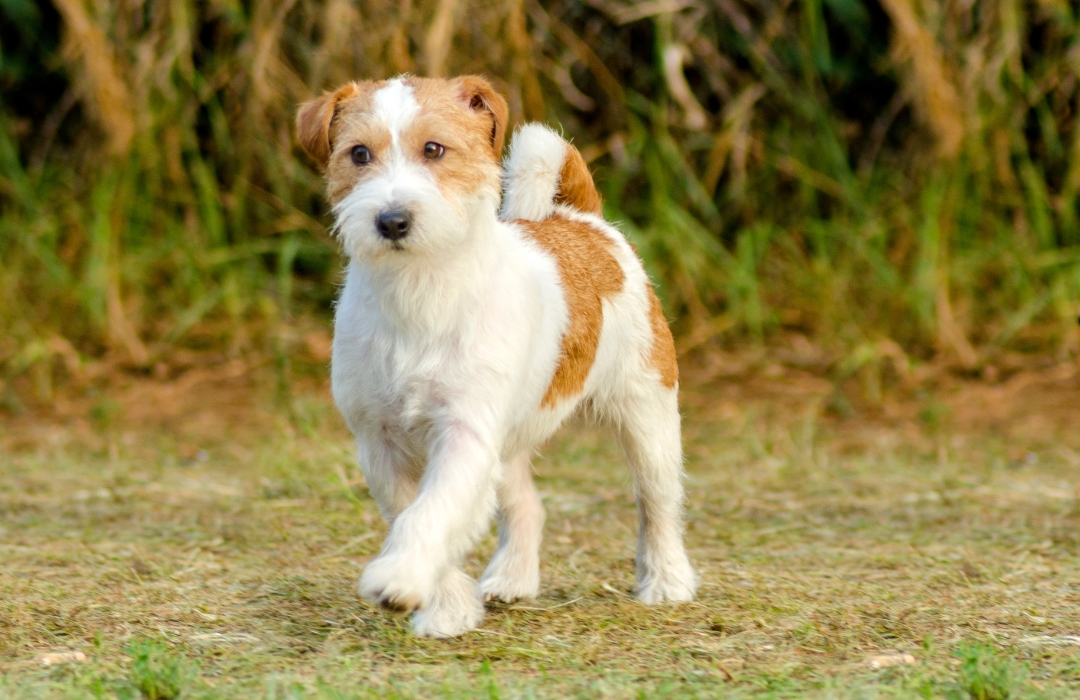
375, 210, 412, 241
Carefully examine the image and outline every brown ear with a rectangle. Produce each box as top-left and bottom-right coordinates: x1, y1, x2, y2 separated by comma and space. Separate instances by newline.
296, 83, 360, 168
457, 76, 509, 158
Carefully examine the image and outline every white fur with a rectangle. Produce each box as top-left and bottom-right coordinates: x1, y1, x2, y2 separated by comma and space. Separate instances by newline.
331, 115, 697, 637
373, 79, 420, 148
500, 123, 568, 222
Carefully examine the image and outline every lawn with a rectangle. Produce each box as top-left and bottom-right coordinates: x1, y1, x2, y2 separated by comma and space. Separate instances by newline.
2, 358, 1080, 698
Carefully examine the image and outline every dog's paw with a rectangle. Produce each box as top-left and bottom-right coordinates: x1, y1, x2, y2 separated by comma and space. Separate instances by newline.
413, 570, 484, 638
359, 554, 436, 612
479, 552, 539, 603
635, 556, 698, 605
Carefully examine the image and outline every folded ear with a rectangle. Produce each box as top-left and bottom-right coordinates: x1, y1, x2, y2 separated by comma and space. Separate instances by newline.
296, 83, 360, 168
457, 75, 509, 158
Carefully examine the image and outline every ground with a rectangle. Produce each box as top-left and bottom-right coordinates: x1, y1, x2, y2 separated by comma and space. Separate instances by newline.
2, 353, 1080, 698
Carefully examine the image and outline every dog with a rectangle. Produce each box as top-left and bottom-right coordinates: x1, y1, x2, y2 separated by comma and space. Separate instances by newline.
296, 75, 697, 638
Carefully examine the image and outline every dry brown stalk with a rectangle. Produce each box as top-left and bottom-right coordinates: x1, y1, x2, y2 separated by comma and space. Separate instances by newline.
527, 0, 625, 107
309, 0, 364, 89
585, 0, 697, 26
507, 0, 546, 122
424, 0, 459, 77
879, 0, 965, 160
662, 44, 708, 130
106, 272, 149, 367
250, 0, 301, 107
52, 0, 135, 156
936, 279, 978, 370
704, 84, 765, 193
388, 16, 416, 76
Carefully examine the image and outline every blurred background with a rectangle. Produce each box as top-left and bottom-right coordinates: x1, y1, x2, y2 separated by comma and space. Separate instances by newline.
2, 0, 1079, 413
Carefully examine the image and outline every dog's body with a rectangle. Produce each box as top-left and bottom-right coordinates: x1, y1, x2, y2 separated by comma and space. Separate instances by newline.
297, 76, 696, 637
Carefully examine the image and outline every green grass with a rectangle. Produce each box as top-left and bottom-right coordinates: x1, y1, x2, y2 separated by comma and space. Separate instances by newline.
4, 3, 1080, 695
3, 373, 1080, 698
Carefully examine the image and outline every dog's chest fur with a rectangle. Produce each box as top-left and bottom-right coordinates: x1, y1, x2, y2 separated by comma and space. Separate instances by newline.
332, 279, 465, 445
330, 246, 570, 455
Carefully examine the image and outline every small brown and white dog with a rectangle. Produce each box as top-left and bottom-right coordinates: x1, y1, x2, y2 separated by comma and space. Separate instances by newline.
296, 75, 697, 637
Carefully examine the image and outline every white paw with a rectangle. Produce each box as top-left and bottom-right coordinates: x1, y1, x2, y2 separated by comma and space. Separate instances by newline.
479, 552, 539, 603
635, 555, 698, 604
358, 553, 436, 612
413, 571, 484, 638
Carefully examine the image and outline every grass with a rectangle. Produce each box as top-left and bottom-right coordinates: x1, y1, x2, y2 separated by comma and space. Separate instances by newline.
3, 361, 1080, 698
4, 3, 1080, 695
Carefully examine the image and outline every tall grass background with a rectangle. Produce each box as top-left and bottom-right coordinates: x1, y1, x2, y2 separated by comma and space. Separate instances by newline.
2, 0, 1079, 408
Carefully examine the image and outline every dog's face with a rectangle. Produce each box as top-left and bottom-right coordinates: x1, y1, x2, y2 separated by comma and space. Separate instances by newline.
296, 76, 508, 263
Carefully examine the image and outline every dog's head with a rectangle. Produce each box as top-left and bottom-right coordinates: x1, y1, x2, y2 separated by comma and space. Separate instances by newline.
297, 76, 508, 262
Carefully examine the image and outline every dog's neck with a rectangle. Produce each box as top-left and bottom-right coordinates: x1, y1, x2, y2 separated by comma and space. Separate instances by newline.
353, 206, 506, 336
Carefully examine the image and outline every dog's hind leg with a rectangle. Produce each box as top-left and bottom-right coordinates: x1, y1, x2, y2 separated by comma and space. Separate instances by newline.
612, 383, 698, 604
480, 451, 545, 602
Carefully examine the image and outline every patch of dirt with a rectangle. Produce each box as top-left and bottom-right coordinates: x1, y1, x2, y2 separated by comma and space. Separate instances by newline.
681, 351, 1080, 446
3, 349, 1078, 453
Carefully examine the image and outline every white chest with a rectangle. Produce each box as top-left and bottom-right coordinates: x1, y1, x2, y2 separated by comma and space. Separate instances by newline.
329, 237, 568, 458
331, 313, 461, 439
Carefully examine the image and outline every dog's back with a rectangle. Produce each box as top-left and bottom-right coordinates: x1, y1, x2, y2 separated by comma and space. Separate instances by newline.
500, 124, 678, 405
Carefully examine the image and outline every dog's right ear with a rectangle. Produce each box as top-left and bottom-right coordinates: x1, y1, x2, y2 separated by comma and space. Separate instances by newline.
296, 83, 360, 168
456, 76, 509, 159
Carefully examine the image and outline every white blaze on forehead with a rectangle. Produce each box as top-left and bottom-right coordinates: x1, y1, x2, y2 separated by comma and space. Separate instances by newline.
373, 79, 419, 152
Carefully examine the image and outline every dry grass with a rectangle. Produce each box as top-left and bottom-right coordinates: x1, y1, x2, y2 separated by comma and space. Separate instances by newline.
3, 360, 1080, 698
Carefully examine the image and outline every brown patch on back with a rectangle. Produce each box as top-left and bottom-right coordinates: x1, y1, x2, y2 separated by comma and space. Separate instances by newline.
553, 144, 603, 215
518, 217, 624, 407
646, 285, 678, 388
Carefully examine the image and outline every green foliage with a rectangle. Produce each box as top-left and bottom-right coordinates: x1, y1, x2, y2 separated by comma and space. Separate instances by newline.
945, 642, 1041, 700
1, 0, 1079, 401
124, 640, 195, 700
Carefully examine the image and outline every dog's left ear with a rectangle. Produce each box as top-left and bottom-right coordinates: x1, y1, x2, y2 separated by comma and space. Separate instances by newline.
296, 83, 361, 169
457, 76, 509, 158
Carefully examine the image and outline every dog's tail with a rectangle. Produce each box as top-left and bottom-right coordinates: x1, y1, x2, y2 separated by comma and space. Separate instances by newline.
500, 123, 602, 221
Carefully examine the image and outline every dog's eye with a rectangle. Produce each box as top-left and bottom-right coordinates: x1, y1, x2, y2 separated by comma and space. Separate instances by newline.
423, 142, 445, 160
351, 145, 372, 165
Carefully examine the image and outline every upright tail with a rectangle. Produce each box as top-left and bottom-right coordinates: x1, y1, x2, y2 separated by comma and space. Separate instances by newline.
500, 123, 602, 221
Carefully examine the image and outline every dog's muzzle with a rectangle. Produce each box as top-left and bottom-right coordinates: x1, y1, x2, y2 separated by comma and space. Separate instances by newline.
376, 210, 412, 242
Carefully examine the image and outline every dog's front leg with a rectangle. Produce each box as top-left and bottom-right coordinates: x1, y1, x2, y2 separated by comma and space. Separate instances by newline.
357, 437, 418, 525
360, 423, 498, 635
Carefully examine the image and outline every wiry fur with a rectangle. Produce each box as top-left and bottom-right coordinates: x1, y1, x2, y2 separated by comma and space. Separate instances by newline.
501, 123, 568, 221
297, 78, 696, 638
